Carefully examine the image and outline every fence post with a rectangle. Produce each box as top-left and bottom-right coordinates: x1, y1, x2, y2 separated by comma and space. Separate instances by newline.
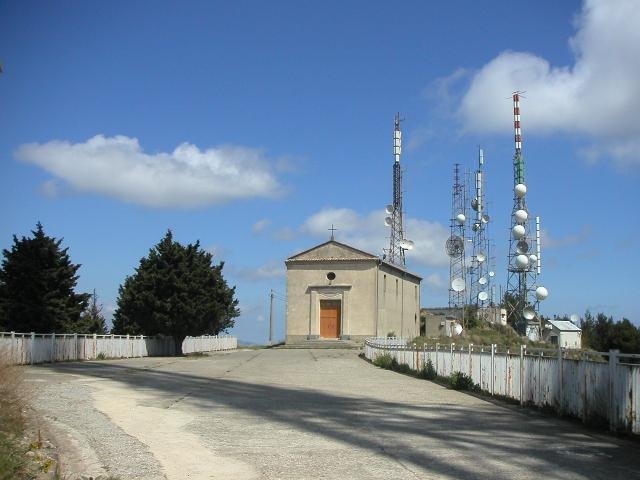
31, 332, 35, 365
436, 343, 439, 375
51, 332, 56, 362
490, 344, 495, 395
74, 333, 78, 360
609, 349, 619, 431
520, 345, 525, 404
558, 345, 563, 416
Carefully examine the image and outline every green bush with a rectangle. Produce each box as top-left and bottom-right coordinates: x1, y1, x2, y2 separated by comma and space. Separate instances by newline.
419, 359, 437, 380
395, 363, 413, 374
448, 371, 476, 390
373, 354, 395, 369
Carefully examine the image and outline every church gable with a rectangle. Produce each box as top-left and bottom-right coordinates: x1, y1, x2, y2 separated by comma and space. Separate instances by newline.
287, 240, 378, 262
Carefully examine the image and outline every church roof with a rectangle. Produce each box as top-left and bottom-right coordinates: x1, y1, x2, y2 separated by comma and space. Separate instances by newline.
286, 240, 422, 281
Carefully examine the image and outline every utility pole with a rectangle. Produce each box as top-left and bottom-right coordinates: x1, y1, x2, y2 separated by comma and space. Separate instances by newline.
269, 289, 275, 345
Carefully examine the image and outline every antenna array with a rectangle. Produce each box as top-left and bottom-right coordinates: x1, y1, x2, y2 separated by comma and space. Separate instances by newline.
446, 163, 466, 309
505, 93, 548, 338
384, 114, 413, 266
468, 148, 493, 310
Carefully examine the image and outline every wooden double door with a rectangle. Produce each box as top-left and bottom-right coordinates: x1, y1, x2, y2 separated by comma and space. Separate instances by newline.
320, 300, 341, 338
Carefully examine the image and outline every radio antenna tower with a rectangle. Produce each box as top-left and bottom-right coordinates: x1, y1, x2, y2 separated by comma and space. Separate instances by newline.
505, 92, 548, 338
384, 113, 413, 266
445, 163, 466, 309
469, 148, 493, 311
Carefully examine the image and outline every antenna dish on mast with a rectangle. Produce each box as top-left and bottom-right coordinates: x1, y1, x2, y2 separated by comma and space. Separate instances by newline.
481, 214, 490, 224
476, 251, 486, 263
445, 235, 464, 257
456, 213, 466, 224
385, 205, 394, 215
384, 216, 392, 227
515, 209, 528, 223
478, 291, 488, 301
515, 183, 527, 198
523, 306, 536, 320
512, 225, 525, 239
399, 239, 414, 250
451, 277, 465, 292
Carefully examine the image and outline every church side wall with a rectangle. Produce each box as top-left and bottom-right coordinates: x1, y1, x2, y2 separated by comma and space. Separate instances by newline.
376, 266, 421, 340
285, 261, 377, 344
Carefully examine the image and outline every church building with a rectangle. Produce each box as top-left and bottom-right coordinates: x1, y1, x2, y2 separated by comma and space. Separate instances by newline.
285, 240, 422, 344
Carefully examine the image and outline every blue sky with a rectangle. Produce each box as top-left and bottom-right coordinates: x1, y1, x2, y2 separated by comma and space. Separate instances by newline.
1, 0, 638, 343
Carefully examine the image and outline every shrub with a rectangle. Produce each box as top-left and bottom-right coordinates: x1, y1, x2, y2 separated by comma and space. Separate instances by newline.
395, 363, 413, 374
373, 354, 395, 369
96, 352, 107, 360
419, 359, 437, 380
386, 332, 396, 338
448, 371, 476, 390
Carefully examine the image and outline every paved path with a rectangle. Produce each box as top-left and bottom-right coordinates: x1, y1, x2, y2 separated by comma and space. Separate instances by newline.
27, 349, 639, 480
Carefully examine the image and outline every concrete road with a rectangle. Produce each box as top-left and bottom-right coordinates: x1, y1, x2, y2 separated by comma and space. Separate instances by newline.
27, 349, 639, 480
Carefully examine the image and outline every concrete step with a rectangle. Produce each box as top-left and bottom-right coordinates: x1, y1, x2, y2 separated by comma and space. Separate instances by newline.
278, 340, 361, 350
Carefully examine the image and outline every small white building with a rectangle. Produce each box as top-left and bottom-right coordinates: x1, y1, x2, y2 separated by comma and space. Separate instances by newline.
544, 319, 582, 349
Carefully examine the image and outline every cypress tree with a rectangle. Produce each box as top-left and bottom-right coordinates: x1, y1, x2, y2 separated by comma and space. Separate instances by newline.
112, 230, 239, 354
0, 223, 89, 333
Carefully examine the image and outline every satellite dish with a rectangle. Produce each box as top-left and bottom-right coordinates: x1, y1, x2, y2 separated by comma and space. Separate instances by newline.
516, 254, 529, 269
472, 222, 481, 231
515, 183, 527, 198
384, 216, 392, 227
488, 271, 495, 277
454, 323, 463, 335
456, 213, 466, 225
471, 198, 479, 211
512, 225, 525, 239
385, 205, 394, 214
478, 291, 488, 301
529, 254, 538, 263
570, 313, 579, 323
517, 240, 529, 254
445, 235, 464, 257
476, 251, 486, 263
479, 277, 487, 285
515, 209, 528, 223
400, 239, 414, 250
523, 306, 536, 320
451, 277, 465, 292
535, 286, 548, 300
481, 214, 490, 224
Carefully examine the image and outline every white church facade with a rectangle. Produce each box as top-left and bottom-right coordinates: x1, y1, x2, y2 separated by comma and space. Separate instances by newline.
285, 240, 422, 344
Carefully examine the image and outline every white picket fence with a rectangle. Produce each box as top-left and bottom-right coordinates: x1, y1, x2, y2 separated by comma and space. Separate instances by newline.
364, 337, 640, 434
0, 331, 237, 365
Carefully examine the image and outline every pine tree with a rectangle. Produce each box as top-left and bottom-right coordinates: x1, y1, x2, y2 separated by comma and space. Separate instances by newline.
0, 223, 89, 332
112, 230, 239, 354
71, 289, 107, 334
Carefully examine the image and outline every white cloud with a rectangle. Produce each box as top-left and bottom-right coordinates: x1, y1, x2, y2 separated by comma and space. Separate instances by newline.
301, 208, 449, 267
424, 273, 446, 290
16, 135, 283, 207
252, 218, 271, 234
39, 179, 62, 198
541, 226, 591, 249
455, 0, 640, 167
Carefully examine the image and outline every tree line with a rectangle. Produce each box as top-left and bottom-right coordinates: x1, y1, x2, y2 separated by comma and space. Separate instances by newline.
0, 223, 239, 355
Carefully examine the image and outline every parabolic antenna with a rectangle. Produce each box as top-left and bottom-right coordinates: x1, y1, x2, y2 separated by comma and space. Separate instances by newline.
488, 271, 495, 277
512, 225, 526, 239
516, 240, 529, 254
399, 239, 414, 250
385, 204, 394, 215
454, 323, 463, 335
479, 277, 487, 285
515, 183, 527, 198
570, 313, 579, 323
445, 235, 464, 257
384, 216, 392, 227
481, 214, 490, 224
451, 277, 465, 292
471, 198, 479, 211
514, 209, 528, 223
456, 213, 466, 225
476, 251, 486, 263
529, 254, 538, 263
523, 306, 536, 320
472, 222, 481, 232
535, 286, 548, 300
478, 291, 489, 301
516, 254, 529, 269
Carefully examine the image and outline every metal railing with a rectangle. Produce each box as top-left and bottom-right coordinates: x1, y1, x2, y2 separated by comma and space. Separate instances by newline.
364, 337, 640, 434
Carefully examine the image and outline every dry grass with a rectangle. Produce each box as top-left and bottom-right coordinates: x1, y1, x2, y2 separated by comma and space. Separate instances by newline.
0, 357, 29, 480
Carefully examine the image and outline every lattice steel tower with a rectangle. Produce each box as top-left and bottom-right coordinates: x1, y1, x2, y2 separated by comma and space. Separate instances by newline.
446, 163, 466, 308
505, 93, 547, 338
468, 148, 493, 310
384, 114, 413, 266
